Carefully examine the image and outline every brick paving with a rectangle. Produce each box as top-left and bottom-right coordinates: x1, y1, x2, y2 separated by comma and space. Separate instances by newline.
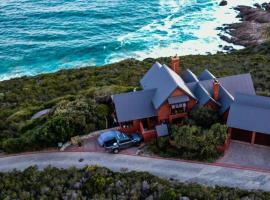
217, 140, 270, 170
65, 136, 139, 155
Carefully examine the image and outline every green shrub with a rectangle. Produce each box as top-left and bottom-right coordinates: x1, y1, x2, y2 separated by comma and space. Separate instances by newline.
150, 123, 226, 161
157, 137, 170, 150
209, 123, 228, 145
0, 166, 269, 199
160, 188, 178, 200
2, 138, 27, 153
172, 125, 201, 150
190, 107, 219, 128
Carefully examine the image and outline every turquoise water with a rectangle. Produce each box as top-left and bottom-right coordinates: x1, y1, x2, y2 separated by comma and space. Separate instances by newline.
0, 0, 262, 80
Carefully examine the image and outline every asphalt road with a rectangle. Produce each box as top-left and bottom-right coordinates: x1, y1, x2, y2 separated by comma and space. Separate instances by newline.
0, 152, 270, 191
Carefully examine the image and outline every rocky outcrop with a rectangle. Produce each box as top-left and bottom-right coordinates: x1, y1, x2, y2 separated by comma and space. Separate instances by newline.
219, 3, 270, 47
219, 1, 227, 6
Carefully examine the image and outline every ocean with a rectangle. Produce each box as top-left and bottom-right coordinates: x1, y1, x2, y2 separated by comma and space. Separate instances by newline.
0, 0, 264, 80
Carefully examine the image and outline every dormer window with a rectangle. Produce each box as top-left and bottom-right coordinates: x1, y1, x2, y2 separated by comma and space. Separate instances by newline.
168, 95, 189, 114
171, 102, 187, 114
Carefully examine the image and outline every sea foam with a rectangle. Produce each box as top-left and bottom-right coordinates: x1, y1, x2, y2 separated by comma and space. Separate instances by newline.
0, 0, 266, 80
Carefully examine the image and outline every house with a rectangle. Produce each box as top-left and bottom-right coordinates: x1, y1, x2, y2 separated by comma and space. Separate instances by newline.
111, 56, 259, 143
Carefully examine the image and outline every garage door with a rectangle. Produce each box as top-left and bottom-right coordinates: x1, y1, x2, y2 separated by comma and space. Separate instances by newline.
231, 128, 252, 143
255, 133, 270, 146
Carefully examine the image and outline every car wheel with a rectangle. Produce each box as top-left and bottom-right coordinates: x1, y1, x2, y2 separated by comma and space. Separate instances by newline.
113, 148, 119, 154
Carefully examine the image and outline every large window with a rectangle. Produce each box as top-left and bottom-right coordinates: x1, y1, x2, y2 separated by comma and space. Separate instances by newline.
170, 102, 187, 114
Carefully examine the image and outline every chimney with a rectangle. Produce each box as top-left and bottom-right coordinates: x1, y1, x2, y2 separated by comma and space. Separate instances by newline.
213, 79, 220, 101
171, 55, 180, 74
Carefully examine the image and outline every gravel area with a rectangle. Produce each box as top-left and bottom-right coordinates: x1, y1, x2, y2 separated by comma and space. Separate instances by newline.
217, 141, 270, 170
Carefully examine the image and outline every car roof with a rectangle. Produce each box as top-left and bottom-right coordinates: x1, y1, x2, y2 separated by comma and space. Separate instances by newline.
99, 130, 130, 142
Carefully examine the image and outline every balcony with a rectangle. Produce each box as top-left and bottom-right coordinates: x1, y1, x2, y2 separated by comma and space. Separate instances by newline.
169, 112, 188, 123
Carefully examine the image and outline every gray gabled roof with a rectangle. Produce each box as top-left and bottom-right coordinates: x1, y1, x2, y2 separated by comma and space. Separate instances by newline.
234, 92, 270, 108
219, 73, 256, 97
198, 69, 216, 81
152, 65, 196, 109
194, 83, 215, 106
218, 86, 234, 114
112, 89, 157, 123
227, 93, 270, 134
186, 73, 255, 114
140, 62, 162, 89
182, 69, 199, 83
199, 73, 255, 97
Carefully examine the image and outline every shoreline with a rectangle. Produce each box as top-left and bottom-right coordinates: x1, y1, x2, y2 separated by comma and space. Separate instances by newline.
0, 1, 267, 82
219, 3, 270, 47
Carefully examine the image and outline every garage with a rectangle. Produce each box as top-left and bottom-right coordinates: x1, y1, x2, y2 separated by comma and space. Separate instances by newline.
255, 132, 270, 146
227, 94, 270, 147
231, 128, 252, 143
230, 129, 270, 147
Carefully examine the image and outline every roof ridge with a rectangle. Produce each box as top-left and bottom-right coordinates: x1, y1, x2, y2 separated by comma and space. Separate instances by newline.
220, 85, 234, 100
197, 82, 220, 105
163, 64, 196, 99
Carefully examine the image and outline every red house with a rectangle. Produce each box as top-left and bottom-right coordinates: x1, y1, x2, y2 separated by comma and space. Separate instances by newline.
112, 56, 256, 142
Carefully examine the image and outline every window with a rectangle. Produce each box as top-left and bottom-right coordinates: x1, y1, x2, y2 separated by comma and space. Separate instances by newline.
118, 138, 131, 144
170, 102, 187, 114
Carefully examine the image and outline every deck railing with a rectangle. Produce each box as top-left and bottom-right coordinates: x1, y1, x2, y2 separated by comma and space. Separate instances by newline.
169, 112, 188, 122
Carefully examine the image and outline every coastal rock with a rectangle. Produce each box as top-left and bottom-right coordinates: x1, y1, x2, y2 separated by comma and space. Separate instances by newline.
219, 4, 270, 47
219, 1, 227, 6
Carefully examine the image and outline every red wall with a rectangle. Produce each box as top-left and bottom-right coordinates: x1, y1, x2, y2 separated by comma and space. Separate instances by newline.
157, 88, 196, 123
120, 119, 140, 134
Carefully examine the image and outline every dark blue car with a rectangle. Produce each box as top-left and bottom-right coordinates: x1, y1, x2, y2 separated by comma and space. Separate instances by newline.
98, 130, 142, 154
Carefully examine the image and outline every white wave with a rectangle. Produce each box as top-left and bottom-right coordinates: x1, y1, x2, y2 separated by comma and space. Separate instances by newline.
110, 0, 266, 64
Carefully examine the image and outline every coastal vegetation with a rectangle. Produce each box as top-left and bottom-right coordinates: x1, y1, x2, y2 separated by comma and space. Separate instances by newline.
1, 42, 270, 153
0, 165, 269, 200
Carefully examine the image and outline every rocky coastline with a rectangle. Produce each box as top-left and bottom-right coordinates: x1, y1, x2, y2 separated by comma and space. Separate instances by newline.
219, 3, 270, 47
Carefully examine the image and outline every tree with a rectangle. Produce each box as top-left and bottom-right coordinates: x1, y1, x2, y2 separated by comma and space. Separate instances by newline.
209, 123, 228, 145
172, 125, 201, 151
190, 107, 219, 128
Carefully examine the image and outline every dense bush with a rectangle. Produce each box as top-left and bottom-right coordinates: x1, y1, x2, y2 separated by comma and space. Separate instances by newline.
190, 107, 219, 128
149, 123, 227, 161
0, 165, 269, 200
2, 98, 109, 153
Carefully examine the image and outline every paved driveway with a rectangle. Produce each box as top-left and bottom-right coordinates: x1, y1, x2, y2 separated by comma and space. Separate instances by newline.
65, 136, 139, 155
1, 152, 270, 192
218, 141, 270, 170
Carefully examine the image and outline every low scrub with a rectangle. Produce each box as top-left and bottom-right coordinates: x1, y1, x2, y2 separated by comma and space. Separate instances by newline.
0, 165, 269, 200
